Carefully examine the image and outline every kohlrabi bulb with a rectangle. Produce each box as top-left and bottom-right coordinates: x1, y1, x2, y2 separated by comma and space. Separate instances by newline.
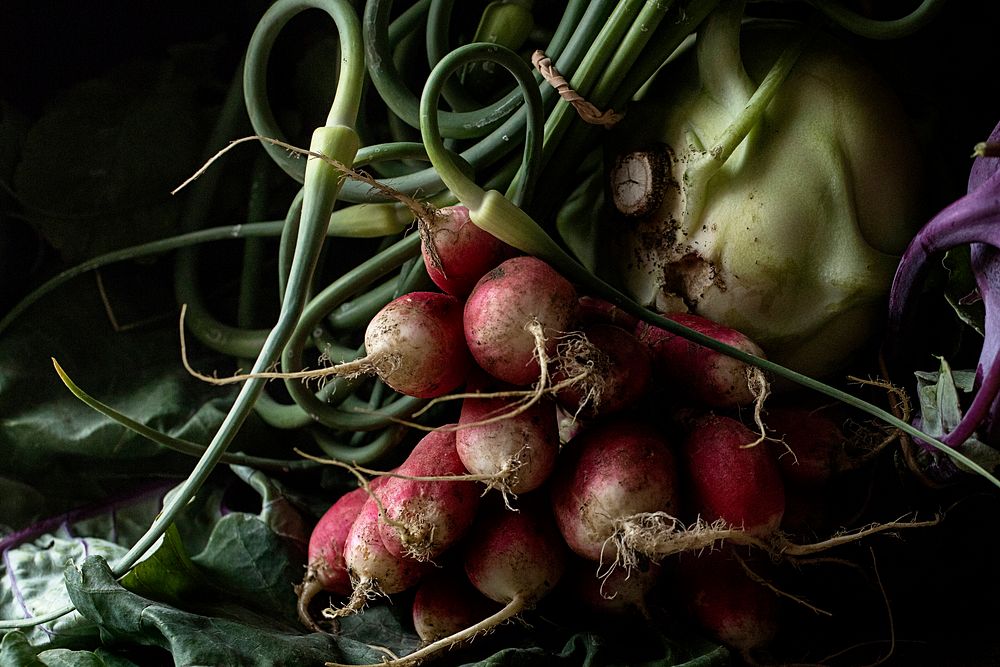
608, 18, 921, 378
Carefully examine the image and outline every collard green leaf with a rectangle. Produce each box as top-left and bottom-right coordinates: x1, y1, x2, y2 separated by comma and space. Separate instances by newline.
229, 465, 310, 552
119, 526, 207, 608
190, 512, 304, 624
459, 624, 730, 667
185, 467, 310, 624
0, 631, 46, 667
12, 60, 207, 265
0, 276, 237, 517
336, 605, 422, 663
0, 478, 47, 533
0, 532, 126, 648
32, 647, 140, 667
64, 557, 352, 667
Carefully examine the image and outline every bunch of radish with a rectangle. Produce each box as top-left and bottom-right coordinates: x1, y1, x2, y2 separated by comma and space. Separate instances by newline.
295, 206, 911, 665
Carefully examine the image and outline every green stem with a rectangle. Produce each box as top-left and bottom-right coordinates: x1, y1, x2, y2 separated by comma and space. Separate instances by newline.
806, 0, 946, 39
0, 221, 293, 338
51, 360, 319, 473
111, 0, 364, 583
363, 0, 524, 139
420, 43, 545, 213
588, 0, 677, 108
244, 0, 366, 181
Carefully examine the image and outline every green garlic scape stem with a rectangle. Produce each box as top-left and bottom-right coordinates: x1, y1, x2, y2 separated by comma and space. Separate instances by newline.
51, 360, 320, 473
806, 0, 946, 40
421, 43, 544, 215
535, 0, 643, 165
114, 0, 365, 588
364, 0, 523, 140
587, 0, 676, 109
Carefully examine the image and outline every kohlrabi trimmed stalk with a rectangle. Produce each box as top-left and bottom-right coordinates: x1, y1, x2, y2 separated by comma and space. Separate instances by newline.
608, 1, 922, 378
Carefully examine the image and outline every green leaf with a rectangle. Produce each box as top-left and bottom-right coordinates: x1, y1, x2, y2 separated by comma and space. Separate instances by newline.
64, 557, 359, 666
942, 247, 985, 336
914, 356, 967, 437
11, 60, 207, 264
191, 513, 304, 624
33, 647, 140, 667
0, 276, 238, 517
186, 467, 309, 624
460, 624, 730, 667
0, 533, 127, 648
229, 466, 311, 551
336, 605, 423, 664
119, 526, 207, 608
914, 357, 1000, 477
0, 631, 46, 667
0, 477, 47, 532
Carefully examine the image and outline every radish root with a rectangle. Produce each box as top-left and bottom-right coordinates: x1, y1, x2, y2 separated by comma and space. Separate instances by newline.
604, 511, 943, 571
322, 577, 384, 620
553, 330, 610, 418
294, 574, 332, 632
324, 597, 529, 667
742, 367, 772, 448
294, 449, 527, 515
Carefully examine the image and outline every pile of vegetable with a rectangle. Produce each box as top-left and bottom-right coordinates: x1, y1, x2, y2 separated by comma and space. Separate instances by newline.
5, 0, 1000, 665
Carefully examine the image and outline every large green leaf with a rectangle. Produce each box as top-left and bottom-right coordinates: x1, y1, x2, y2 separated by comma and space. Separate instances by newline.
11, 60, 207, 265
0, 532, 126, 648
0, 631, 46, 666
190, 506, 306, 624
119, 526, 208, 608
63, 557, 371, 667
462, 630, 731, 667
0, 275, 239, 518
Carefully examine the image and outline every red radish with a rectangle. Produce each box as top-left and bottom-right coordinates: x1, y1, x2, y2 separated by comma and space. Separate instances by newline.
576, 295, 639, 330
296, 485, 369, 630
363, 291, 472, 398
778, 484, 834, 536
336, 496, 431, 616
464, 256, 578, 386
463, 495, 567, 607
376, 427, 480, 561
766, 402, 852, 487
355, 496, 568, 666
455, 388, 560, 495
682, 413, 785, 536
411, 568, 500, 642
553, 322, 652, 418
550, 417, 679, 561
679, 548, 780, 659
636, 313, 766, 408
419, 205, 517, 297
196, 291, 470, 398
560, 555, 663, 619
